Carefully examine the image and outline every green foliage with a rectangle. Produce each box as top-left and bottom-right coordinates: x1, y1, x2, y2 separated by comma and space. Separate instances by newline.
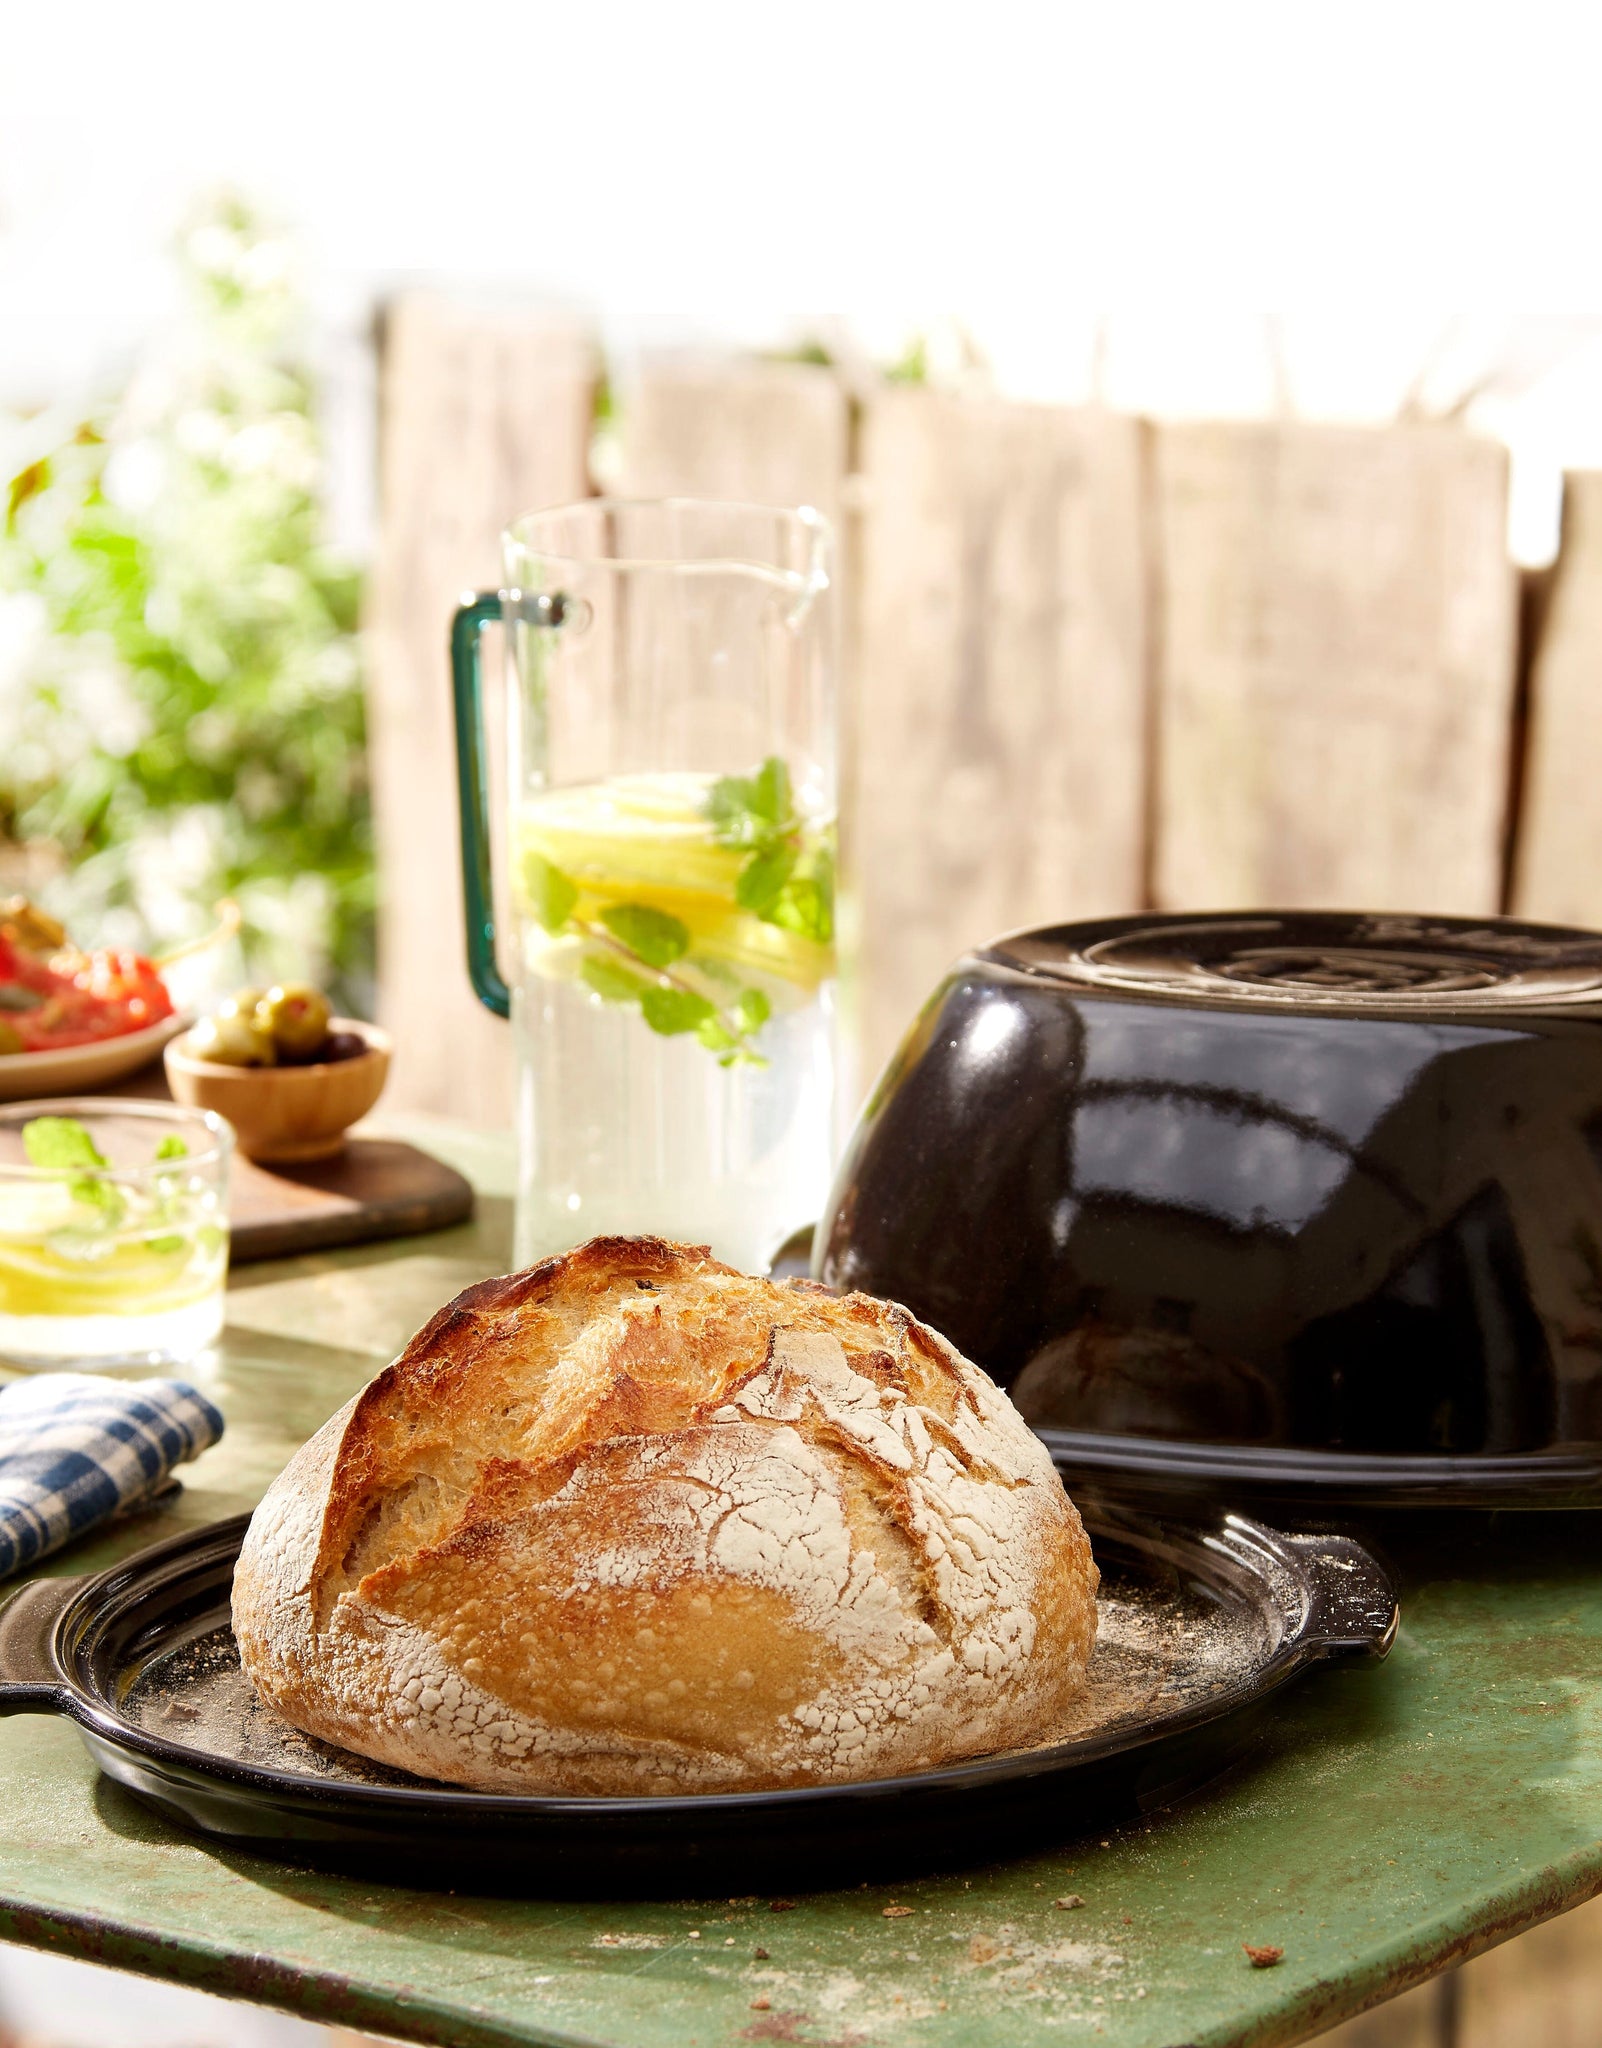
884, 336, 930, 385
0, 193, 372, 1007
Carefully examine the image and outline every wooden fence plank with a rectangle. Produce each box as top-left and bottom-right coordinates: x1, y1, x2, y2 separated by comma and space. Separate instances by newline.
853, 388, 1149, 1082
1512, 471, 1602, 928
617, 355, 848, 517
367, 296, 595, 1124
1151, 421, 1517, 915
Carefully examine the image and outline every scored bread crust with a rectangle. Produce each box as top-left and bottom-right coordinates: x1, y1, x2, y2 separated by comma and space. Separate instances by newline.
232, 1236, 1099, 1794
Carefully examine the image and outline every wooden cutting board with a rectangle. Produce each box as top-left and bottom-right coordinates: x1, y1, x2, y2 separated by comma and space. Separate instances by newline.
225, 1137, 475, 1262
107, 1061, 476, 1263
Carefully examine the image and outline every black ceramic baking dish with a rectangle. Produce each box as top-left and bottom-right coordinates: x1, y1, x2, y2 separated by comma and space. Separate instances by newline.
0, 1509, 1395, 1894
816, 910, 1602, 1508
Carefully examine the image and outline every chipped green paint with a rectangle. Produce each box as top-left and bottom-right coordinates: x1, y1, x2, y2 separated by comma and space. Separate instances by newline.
1, 1116, 1600, 2048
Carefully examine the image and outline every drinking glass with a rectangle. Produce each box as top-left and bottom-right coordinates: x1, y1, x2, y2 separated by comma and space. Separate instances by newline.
0, 1099, 232, 1369
453, 499, 837, 1271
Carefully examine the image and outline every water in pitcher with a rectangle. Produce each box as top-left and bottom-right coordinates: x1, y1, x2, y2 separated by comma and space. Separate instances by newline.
509, 765, 837, 1271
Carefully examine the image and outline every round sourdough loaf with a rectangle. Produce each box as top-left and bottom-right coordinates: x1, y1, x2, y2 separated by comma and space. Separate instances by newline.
232, 1237, 1099, 1794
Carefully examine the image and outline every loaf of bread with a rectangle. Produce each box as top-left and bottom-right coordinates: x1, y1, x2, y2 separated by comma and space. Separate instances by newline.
232, 1237, 1098, 1794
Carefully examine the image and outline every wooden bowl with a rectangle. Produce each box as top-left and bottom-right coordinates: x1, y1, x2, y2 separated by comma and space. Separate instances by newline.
164, 1020, 391, 1163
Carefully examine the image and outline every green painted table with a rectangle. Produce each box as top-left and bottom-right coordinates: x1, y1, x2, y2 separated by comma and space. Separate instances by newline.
1, 1117, 1599, 2048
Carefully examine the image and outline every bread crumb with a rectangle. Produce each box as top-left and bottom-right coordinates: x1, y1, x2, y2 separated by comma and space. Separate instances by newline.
969, 1935, 1000, 1964
753, 1947, 769, 1959
883, 1905, 914, 1918
1244, 1943, 1284, 1968
750, 1996, 771, 2011
769, 1898, 797, 1912
1054, 1895, 1085, 1910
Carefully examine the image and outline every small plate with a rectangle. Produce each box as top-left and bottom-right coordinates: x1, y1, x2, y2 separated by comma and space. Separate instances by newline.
0, 1017, 186, 1102
0, 1508, 1397, 1894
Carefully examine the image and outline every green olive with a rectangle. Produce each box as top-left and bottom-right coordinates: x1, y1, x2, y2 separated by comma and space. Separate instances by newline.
216, 986, 267, 1025
190, 1012, 278, 1067
259, 982, 333, 1059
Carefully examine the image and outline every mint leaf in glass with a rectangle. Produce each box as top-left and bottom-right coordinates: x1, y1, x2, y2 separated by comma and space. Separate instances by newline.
580, 953, 653, 1004
707, 774, 764, 847
735, 845, 797, 915
733, 987, 772, 1037
154, 1134, 189, 1162
639, 987, 717, 1036
523, 852, 580, 934
706, 756, 833, 960
695, 1016, 739, 1053
707, 755, 794, 848
752, 755, 791, 825
24, 1117, 126, 1224
23, 1117, 108, 1171
598, 903, 691, 969
771, 876, 833, 945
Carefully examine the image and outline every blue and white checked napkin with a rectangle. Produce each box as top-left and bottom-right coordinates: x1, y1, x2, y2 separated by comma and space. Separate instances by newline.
0, 1374, 224, 1578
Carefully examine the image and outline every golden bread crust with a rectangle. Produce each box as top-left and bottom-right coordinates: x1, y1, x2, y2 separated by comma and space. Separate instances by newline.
232, 1237, 1098, 1793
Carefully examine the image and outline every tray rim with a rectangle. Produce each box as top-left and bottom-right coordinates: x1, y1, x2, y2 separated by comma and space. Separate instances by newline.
1, 1506, 1397, 1820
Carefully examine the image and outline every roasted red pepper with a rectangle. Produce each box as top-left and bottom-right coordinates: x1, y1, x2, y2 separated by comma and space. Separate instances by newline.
0, 928, 174, 1054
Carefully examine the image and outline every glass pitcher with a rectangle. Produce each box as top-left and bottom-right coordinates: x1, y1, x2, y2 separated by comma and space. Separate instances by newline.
451, 499, 838, 1273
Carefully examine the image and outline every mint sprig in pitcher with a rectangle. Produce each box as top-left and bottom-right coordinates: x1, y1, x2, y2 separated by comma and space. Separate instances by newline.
452, 500, 838, 1271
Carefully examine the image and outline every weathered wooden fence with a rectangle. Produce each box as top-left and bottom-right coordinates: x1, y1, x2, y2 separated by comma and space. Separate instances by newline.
367, 298, 595, 1127
368, 298, 1596, 1125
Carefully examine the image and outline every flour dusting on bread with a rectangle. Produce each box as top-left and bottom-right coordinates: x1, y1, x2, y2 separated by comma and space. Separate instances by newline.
231, 1237, 1098, 1793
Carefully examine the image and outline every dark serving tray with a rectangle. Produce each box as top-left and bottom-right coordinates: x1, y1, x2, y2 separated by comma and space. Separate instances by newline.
0, 1510, 1396, 1895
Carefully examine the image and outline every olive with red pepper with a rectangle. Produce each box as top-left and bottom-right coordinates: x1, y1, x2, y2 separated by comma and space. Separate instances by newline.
196, 983, 363, 1067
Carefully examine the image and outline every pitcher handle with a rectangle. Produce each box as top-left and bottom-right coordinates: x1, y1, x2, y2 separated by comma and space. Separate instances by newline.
450, 590, 512, 1019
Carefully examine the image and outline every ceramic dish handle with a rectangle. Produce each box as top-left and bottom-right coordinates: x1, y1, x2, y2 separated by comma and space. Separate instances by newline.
0, 1575, 77, 1711
1284, 1535, 1399, 1661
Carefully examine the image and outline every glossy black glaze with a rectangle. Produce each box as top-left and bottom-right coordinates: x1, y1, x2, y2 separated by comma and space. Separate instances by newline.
817, 912, 1602, 1492
0, 1511, 1394, 1893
